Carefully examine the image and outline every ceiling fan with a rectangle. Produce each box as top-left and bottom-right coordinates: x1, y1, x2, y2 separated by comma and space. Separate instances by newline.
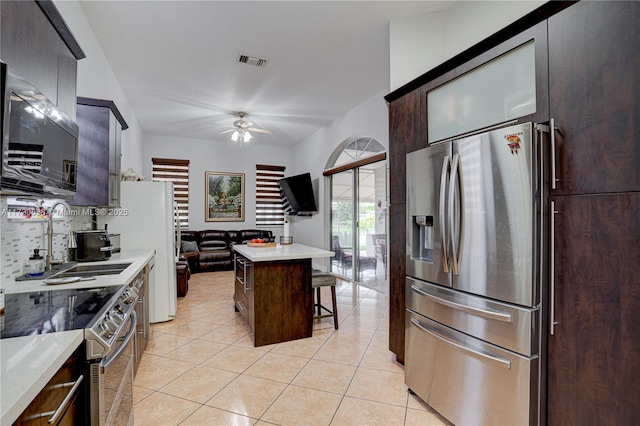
217, 112, 272, 143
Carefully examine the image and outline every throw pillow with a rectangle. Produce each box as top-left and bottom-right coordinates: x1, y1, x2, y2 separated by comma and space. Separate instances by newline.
181, 240, 199, 253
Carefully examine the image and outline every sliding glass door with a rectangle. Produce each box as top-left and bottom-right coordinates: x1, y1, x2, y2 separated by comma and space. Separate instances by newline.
330, 162, 387, 293
330, 170, 354, 278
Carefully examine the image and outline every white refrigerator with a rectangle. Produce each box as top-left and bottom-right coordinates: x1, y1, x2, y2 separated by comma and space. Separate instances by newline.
100, 181, 178, 323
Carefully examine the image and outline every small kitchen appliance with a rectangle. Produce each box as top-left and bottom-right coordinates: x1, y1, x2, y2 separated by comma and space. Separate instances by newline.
74, 230, 113, 262
0, 62, 79, 197
108, 233, 121, 253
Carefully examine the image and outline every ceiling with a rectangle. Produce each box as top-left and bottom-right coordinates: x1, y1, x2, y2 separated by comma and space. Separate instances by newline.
79, 1, 455, 147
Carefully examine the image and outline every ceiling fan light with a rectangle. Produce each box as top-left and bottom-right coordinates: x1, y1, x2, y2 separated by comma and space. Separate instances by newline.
231, 130, 239, 142
243, 131, 253, 142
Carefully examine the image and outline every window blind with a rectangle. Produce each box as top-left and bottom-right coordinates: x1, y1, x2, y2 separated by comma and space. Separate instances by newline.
256, 164, 285, 226
152, 158, 190, 229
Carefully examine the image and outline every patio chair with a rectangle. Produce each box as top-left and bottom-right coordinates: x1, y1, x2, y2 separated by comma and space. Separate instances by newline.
331, 235, 377, 279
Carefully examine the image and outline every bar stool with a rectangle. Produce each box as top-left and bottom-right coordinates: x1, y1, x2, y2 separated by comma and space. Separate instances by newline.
312, 269, 339, 329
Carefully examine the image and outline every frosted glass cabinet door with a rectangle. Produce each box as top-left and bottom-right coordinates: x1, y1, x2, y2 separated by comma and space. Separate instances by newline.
428, 41, 536, 144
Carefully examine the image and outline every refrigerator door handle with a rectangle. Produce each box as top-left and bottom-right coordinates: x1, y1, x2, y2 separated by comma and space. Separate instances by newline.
410, 317, 512, 369
448, 154, 461, 275
439, 155, 451, 273
410, 284, 513, 322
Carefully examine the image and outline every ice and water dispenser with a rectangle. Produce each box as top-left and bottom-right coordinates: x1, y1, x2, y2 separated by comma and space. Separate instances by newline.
411, 215, 434, 263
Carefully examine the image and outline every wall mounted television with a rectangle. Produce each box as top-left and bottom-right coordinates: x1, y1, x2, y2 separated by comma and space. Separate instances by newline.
277, 173, 317, 216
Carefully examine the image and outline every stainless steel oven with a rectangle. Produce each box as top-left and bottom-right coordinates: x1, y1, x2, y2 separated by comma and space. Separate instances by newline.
85, 284, 139, 426
87, 310, 136, 426
1, 283, 140, 425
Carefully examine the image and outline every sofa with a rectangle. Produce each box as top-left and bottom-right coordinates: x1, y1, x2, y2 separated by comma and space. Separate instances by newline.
180, 229, 273, 273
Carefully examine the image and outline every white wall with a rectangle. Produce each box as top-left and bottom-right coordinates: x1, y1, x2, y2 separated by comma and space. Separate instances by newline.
54, 0, 145, 173
289, 89, 390, 255
390, 1, 545, 90
142, 134, 293, 232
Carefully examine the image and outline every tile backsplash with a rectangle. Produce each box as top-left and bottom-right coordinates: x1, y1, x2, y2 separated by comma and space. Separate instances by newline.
1, 197, 93, 282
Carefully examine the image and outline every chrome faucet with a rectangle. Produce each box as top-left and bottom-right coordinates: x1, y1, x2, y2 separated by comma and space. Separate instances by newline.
46, 200, 76, 270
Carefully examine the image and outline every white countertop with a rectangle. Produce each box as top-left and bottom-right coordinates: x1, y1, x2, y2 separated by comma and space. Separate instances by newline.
2, 250, 155, 294
233, 243, 334, 262
0, 250, 154, 425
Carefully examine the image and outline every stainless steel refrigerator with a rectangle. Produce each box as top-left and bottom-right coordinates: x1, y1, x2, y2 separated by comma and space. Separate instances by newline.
405, 122, 548, 425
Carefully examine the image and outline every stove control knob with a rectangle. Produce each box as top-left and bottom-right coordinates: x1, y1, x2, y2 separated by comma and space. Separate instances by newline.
98, 320, 116, 338
128, 287, 140, 299
97, 324, 113, 339
106, 310, 124, 326
119, 288, 138, 305
112, 304, 126, 315
118, 290, 131, 304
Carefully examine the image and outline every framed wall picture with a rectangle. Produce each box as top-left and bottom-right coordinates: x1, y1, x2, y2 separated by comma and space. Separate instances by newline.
205, 171, 245, 222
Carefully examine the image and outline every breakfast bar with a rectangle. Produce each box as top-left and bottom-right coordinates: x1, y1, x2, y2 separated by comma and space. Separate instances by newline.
232, 243, 333, 346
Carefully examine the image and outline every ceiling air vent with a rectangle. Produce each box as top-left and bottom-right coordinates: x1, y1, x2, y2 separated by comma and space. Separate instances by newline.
237, 54, 268, 67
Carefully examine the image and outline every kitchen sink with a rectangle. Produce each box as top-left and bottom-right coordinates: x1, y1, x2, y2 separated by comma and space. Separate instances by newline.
54, 262, 132, 278
15, 262, 133, 281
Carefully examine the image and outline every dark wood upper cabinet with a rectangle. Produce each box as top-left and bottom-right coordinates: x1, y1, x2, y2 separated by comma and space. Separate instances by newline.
388, 87, 424, 206
72, 98, 127, 207
1, 1, 59, 103
1, 0, 84, 119
422, 20, 550, 139
548, 1, 640, 195
548, 192, 640, 425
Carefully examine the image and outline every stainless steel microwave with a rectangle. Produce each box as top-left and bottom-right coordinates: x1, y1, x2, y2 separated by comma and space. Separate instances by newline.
1, 62, 79, 197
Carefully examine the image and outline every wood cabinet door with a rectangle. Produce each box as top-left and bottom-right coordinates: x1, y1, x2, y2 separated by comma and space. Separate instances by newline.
388, 202, 407, 363
72, 104, 110, 206
548, 1, 640, 195
547, 192, 640, 425
1, 1, 60, 105
388, 87, 425, 206
57, 44, 78, 119
14, 344, 86, 425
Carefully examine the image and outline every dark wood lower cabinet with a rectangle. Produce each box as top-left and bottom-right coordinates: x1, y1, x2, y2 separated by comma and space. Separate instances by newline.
388, 203, 407, 363
548, 192, 640, 424
14, 344, 86, 425
233, 255, 312, 346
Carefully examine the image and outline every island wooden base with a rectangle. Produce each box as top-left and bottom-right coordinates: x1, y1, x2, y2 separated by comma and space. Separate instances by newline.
234, 256, 312, 346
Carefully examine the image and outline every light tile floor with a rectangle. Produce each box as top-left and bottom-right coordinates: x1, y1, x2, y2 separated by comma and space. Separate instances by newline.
133, 271, 450, 425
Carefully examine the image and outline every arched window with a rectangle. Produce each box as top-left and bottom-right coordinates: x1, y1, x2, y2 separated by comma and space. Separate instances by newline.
327, 136, 386, 170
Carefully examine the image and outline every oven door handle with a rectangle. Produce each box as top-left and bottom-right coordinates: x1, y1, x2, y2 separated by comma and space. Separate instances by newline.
102, 310, 137, 371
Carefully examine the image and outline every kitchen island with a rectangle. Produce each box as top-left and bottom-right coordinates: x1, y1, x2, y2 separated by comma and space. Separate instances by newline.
232, 243, 333, 346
